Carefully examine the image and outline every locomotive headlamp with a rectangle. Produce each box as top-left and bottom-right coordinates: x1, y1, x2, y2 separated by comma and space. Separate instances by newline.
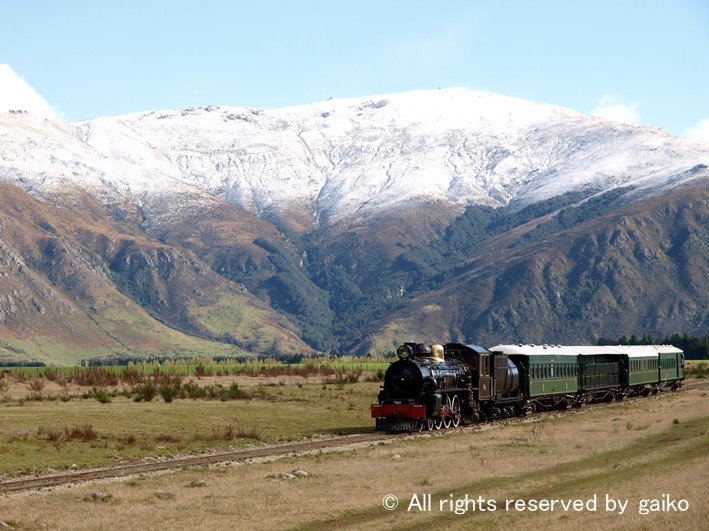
397, 344, 413, 359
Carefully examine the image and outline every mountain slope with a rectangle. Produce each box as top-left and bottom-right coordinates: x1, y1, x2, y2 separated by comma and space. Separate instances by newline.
0, 182, 313, 363
1, 89, 708, 362
369, 182, 708, 351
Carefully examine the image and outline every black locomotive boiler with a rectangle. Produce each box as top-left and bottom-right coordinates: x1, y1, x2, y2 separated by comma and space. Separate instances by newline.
371, 342, 523, 431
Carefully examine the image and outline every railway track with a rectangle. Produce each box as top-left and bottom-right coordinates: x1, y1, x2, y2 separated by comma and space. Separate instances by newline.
0, 432, 398, 494
1, 380, 706, 494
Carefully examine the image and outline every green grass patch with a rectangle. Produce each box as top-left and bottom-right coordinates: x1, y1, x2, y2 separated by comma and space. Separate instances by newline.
0, 381, 381, 475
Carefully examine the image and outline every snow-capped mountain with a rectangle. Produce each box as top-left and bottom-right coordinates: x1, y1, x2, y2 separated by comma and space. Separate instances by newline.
1, 89, 708, 362
2, 88, 708, 232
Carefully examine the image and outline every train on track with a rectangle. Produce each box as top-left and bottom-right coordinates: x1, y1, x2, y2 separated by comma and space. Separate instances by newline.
371, 342, 685, 431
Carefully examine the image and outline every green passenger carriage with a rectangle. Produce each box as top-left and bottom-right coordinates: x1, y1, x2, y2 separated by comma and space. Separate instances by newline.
491, 345, 579, 409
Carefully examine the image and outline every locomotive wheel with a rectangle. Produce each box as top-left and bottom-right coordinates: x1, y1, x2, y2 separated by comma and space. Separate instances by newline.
443, 395, 453, 429
426, 418, 435, 431
434, 416, 443, 430
450, 395, 461, 428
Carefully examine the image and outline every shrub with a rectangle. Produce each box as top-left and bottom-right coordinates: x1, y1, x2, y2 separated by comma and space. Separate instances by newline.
133, 381, 157, 402
65, 424, 99, 442
117, 434, 137, 446
195, 364, 213, 377
363, 368, 385, 382
323, 369, 362, 385
27, 378, 46, 400
203, 385, 220, 400
120, 367, 144, 386
92, 387, 112, 403
44, 428, 63, 442
72, 367, 118, 387
43, 368, 59, 381
182, 381, 204, 400
228, 382, 248, 400
159, 381, 182, 403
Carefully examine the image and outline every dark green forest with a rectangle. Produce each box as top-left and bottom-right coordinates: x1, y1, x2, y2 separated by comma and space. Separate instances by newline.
597, 333, 709, 359
266, 186, 647, 351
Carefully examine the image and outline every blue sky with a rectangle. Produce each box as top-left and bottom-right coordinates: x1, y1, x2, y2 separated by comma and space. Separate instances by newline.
1, 0, 708, 139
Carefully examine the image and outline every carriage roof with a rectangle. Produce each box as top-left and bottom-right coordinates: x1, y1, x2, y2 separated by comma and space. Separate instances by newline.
490, 344, 682, 357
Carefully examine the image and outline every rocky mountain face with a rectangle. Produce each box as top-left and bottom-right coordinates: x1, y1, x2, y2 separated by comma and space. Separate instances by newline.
1, 89, 707, 362
369, 184, 707, 351
0, 183, 314, 364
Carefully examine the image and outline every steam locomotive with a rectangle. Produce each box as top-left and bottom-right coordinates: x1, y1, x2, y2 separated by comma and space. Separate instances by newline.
371, 342, 685, 431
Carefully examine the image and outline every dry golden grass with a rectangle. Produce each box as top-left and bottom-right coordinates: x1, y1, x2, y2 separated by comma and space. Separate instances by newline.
1, 387, 707, 530
0, 373, 326, 401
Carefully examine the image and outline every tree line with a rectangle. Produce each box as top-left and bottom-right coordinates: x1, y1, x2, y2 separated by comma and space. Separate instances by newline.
596, 333, 708, 359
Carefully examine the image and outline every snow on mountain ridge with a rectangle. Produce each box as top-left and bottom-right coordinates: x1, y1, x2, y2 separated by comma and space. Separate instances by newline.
1, 88, 707, 231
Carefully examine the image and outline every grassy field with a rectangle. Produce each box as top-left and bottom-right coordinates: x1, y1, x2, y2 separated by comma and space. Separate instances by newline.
0, 377, 380, 476
3, 358, 390, 378
684, 360, 707, 379
0, 383, 706, 530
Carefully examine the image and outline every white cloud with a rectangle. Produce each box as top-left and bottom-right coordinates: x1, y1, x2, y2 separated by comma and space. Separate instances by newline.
591, 95, 640, 125
0, 64, 57, 118
684, 118, 709, 144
